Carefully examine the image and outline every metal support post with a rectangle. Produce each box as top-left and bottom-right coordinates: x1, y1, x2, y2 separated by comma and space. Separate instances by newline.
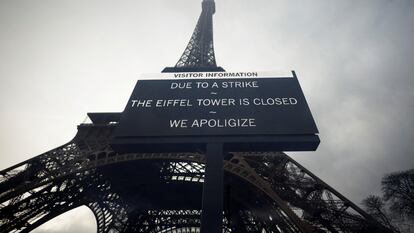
200, 143, 223, 233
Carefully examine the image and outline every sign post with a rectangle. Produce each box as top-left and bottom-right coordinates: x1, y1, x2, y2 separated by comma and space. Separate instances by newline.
200, 143, 224, 233
111, 71, 320, 232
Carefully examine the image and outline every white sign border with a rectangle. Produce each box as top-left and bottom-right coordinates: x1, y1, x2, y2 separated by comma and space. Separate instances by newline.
138, 71, 294, 80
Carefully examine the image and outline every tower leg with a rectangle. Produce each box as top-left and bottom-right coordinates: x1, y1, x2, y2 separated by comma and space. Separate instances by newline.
200, 143, 223, 233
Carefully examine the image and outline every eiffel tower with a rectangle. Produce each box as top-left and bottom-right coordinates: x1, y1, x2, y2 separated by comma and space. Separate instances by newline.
0, 0, 392, 232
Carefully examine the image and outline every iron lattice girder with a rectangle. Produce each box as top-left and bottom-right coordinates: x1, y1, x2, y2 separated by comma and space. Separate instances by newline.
174, 0, 218, 69
0, 120, 392, 233
0, 171, 127, 233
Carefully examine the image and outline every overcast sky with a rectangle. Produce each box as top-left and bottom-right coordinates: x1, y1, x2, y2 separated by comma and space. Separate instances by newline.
1, 0, 413, 232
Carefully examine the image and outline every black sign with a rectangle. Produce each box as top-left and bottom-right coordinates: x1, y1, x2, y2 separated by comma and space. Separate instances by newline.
112, 73, 319, 152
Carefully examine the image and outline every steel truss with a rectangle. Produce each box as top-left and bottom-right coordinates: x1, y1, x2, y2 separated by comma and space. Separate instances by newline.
175, 0, 216, 69
0, 118, 391, 232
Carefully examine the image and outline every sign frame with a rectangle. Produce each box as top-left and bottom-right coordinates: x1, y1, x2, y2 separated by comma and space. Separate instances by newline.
111, 71, 320, 153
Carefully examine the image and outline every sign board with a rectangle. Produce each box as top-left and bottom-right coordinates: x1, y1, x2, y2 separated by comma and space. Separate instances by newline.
111, 71, 319, 152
